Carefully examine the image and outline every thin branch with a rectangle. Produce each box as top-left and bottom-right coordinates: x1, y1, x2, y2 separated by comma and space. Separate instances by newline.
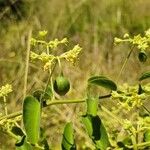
0, 99, 85, 121
23, 29, 32, 99
0, 111, 22, 121
3, 96, 8, 116
99, 94, 111, 99
116, 46, 134, 83
0, 0, 19, 20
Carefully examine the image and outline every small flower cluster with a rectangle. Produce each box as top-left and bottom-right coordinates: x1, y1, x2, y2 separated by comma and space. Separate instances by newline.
123, 119, 133, 130
111, 84, 149, 111
114, 28, 150, 51
30, 52, 54, 62
0, 116, 21, 131
38, 30, 48, 37
48, 38, 68, 49
60, 44, 82, 65
0, 84, 12, 98
30, 37, 68, 49
30, 51, 55, 71
137, 116, 150, 130
30, 31, 82, 70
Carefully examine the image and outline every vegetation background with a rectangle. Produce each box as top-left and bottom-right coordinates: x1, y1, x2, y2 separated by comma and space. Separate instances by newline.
0, 0, 150, 149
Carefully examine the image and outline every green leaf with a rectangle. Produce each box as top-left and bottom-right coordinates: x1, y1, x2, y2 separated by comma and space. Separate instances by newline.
15, 136, 32, 150
139, 71, 150, 81
62, 122, 76, 150
86, 96, 98, 116
138, 84, 145, 95
15, 136, 26, 147
16, 142, 32, 150
23, 96, 41, 145
45, 85, 53, 99
33, 87, 52, 101
11, 126, 24, 137
82, 95, 110, 149
82, 115, 93, 137
138, 51, 147, 62
88, 76, 117, 91
32, 86, 53, 107
117, 142, 125, 148
144, 130, 150, 142
82, 115, 110, 150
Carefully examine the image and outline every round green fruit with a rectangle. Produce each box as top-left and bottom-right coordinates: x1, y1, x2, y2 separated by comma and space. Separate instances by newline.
53, 76, 70, 96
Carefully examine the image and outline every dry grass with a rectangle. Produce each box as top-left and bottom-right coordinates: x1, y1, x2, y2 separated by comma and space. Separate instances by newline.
0, 0, 150, 149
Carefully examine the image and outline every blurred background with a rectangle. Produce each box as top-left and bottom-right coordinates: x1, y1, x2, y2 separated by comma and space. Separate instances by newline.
0, 0, 150, 149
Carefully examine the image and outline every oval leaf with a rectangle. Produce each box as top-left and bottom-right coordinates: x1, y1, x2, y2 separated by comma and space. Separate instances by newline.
16, 142, 32, 150
138, 84, 145, 95
95, 117, 110, 150
33, 87, 52, 101
88, 76, 117, 91
15, 136, 32, 150
144, 130, 150, 142
82, 115, 93, 137
138, 51, 147, 62
139, 71, 150, 81
23, 96, 41, 144
15, 136, 26, 147
87, 96, 98, 116
62, 122, 76, 150
82, 115, 110, 150
11, 126, 24, 137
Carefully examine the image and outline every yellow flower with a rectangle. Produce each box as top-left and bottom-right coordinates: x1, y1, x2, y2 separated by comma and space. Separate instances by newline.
0, 84, 12, 98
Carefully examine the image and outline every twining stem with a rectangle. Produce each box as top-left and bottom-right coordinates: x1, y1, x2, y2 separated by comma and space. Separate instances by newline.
40, 46, 56, 102
0, 97, 123, 127
47, 99, 85, 105
23, 28, 32, 99
5, 129, 20, 140
125, 141, 150, 149
0, 111, 22, 120
0, 99, 85, 121
49, 67, 55, 101
57, 56, 62, 70
40, 59, 57, 102
3, 96, 8, 115
2, 97, 148, 149
116, 46, 134, 83
135, 141, 150, 148
0, 94, 123, 123
46, 45, 50, 55
131, 132, 138, 150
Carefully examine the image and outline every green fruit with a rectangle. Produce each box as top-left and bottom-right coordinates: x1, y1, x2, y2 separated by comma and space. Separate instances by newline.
32, 88, 52, 107
54, 75, 70, 96
33, 89, 51, 101
138, 51, 147, 62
